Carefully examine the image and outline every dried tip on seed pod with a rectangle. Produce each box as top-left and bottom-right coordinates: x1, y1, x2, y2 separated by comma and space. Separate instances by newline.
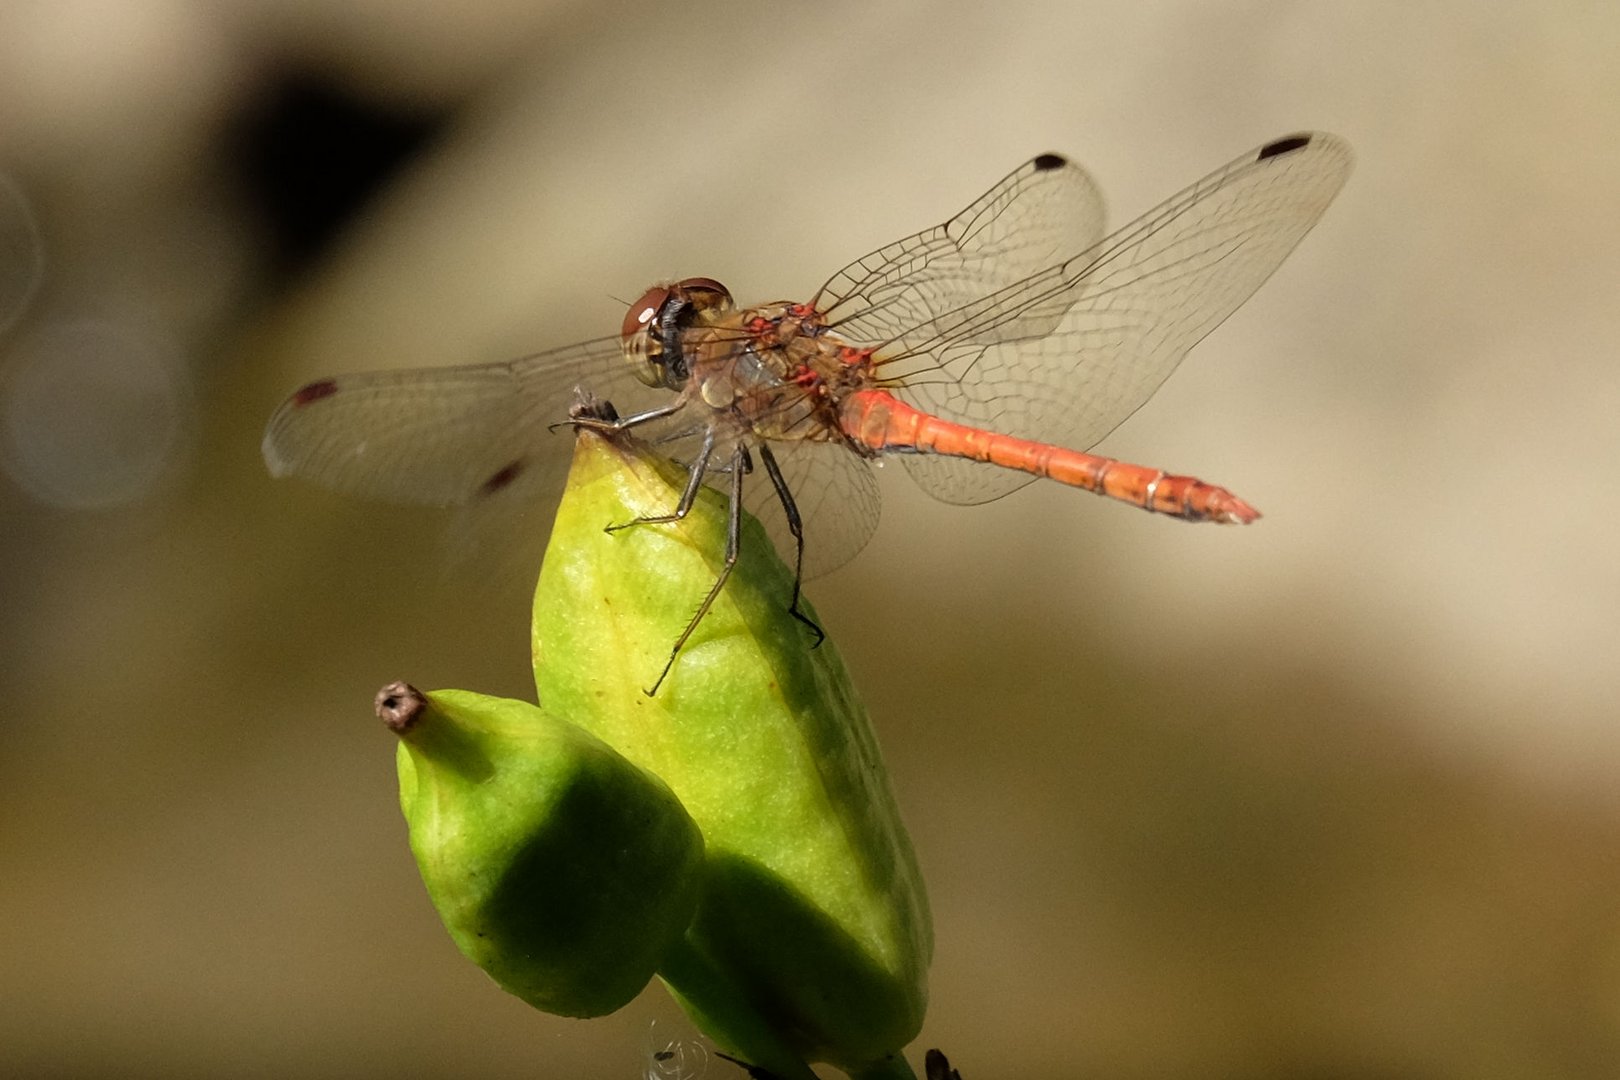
374, 681, 425, 734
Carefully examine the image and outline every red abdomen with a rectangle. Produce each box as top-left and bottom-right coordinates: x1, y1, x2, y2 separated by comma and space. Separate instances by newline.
838, 389, 1258, 524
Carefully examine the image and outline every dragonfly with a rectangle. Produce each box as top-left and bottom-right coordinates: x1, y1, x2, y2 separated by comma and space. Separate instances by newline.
264, 132, 1351, 692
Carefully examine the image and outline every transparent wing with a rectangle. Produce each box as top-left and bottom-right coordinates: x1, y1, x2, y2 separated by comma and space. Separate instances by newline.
262, 335, 666, 507
742, 438, 881, 582
826, 133, 1353, 505
261, 325, 879, 582
812, 152, 1107, 347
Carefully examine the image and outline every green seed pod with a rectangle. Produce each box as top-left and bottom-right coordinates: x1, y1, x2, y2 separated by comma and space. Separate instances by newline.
380, 681, 705, 1019
531, 431, 931, 1080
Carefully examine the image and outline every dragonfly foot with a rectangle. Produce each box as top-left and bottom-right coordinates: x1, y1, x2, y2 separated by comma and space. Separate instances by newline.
788, 604, 825, 648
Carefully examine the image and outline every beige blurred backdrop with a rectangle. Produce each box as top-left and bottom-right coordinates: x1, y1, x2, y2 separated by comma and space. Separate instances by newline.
3, 1, 1618, 1077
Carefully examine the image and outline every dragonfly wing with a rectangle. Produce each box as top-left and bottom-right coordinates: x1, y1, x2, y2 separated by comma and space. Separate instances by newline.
742, 437, 882, 582
812, 153, 1107, 346
877, 132, 1352, 504
262, 335, 652, 507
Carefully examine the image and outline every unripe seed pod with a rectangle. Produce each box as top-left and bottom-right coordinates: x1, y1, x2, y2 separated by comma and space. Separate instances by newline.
380, 682, 705, 1019
532, 430, 931, 1079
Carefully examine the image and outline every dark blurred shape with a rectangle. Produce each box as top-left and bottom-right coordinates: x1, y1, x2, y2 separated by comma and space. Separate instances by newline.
0, 169, 43, 336
924, 1048, 961, 1080
227, 65, 451, 276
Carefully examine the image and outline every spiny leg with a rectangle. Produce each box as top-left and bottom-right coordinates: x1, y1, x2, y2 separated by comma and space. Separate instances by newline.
607, 425, 715, 534
558, 398, 684, 435
757, 443, 824, 647
563, 395, 718, 533
646, 443, 748, 696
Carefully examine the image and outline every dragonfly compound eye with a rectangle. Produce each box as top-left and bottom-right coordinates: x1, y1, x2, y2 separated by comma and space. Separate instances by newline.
672, 277, 734, 316
621, 284, 673, 388
620, 279, 735, 390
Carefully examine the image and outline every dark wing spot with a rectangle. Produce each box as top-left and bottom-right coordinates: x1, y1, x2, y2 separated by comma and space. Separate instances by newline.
1032, 152, 1067, 171
291, 378, 339, 406
479, 459, 525, 496
1257, 134, 1312, 161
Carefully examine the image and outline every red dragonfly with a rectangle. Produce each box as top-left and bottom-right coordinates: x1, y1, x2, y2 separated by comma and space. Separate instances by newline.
265, 132, 1350, 690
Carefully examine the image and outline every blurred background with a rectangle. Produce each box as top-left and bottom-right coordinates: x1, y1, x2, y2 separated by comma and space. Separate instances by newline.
4, 1, 1618, 1077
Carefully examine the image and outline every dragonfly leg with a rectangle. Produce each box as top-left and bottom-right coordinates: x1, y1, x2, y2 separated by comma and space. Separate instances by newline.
605, 426, 715, 534
647, 443, 748, 696
757, 443, 824, 647
556, 397, 685, 435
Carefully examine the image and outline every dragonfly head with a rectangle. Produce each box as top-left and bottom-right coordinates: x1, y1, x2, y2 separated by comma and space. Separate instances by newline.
621, 277, 734, 389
